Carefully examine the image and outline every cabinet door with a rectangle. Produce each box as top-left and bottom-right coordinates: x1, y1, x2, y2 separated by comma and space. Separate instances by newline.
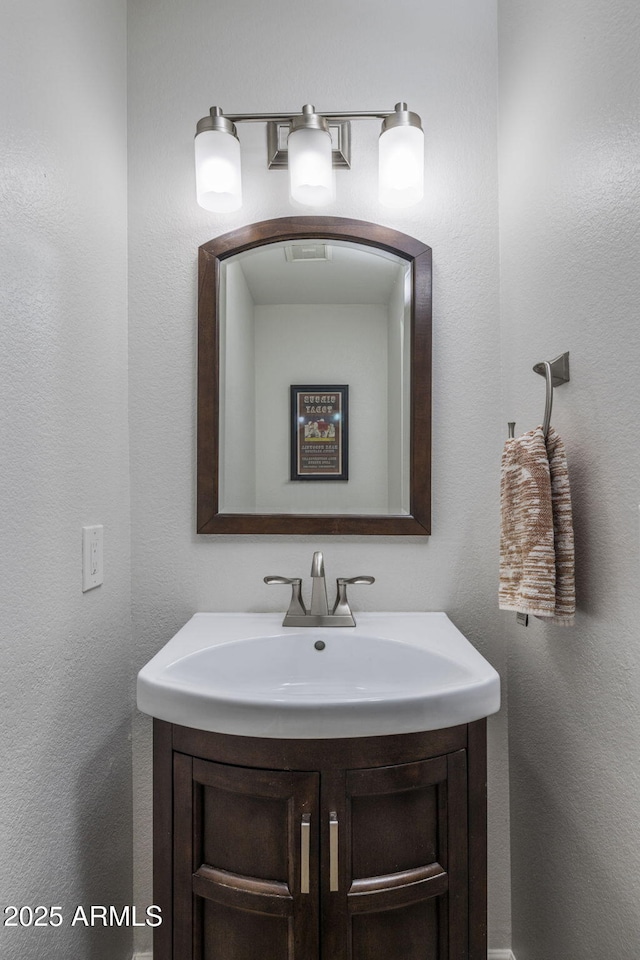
173, 753, 320, 960
322, 751, 468, 960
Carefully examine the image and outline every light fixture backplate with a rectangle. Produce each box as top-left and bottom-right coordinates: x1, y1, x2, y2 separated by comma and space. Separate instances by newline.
267, 120, 351, 169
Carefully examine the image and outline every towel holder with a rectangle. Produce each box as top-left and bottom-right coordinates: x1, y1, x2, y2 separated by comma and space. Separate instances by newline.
507, 351, 570, 439
533, 351, 570, 438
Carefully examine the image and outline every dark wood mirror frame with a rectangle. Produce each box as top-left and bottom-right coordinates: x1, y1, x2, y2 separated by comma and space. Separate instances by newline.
197, 216, 432, 536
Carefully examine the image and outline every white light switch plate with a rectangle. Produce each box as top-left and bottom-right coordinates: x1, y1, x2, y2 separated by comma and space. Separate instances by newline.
82, 525, 103, 591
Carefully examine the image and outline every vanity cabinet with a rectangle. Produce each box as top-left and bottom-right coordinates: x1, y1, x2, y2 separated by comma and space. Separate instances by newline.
153, 719, 487, 960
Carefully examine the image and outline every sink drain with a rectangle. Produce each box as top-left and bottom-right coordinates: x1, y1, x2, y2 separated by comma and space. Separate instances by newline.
314, 640, 326, 651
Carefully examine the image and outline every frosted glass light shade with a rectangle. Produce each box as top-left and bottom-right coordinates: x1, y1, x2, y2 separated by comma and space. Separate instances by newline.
378, 124, 424, 208
195, 129, 242, 212
288, 126, 334, 207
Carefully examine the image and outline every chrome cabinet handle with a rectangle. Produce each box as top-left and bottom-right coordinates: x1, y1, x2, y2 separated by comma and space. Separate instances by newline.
300, 814, 311, 894
329, 811, 339, 891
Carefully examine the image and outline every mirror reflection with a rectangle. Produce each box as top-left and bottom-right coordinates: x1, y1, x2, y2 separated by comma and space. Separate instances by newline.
218, 239, 412, 516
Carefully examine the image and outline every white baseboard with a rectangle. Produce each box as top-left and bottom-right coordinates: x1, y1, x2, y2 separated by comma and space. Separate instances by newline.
132, 953, 153, 960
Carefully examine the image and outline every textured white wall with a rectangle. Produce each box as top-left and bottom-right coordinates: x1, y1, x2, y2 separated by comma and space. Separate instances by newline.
128, 0, 510, 951
499, 1, 640, 957
0, 1, 132, 959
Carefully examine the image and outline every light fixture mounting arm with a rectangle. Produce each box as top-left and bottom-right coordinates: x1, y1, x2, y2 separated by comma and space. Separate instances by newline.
202, 106, 404, 124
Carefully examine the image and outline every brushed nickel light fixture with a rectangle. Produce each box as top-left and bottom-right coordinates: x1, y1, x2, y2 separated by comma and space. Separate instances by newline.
194, 103, 424, 212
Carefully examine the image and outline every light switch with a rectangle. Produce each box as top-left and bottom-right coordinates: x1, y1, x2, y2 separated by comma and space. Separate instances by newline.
82, 525, 103, 591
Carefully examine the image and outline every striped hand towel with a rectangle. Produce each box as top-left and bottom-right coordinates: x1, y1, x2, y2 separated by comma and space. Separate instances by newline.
499, 425, 575, 625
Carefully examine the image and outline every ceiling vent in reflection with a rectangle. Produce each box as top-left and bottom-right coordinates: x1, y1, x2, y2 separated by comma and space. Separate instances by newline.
284, 243, 333, 262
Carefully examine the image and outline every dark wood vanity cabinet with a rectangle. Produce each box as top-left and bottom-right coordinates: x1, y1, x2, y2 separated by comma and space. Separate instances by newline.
153, 719, 487, 960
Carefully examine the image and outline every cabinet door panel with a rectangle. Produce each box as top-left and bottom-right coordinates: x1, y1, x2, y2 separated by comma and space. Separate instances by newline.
201, 900, 290, 960
174, 753, 320, 960
324, 751, 468, 960
349, 757, 445, 878
351, 898, 439, 960
202, 783, 290, 881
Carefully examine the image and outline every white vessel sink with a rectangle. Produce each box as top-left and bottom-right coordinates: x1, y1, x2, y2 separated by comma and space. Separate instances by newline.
136, 612, 500, 738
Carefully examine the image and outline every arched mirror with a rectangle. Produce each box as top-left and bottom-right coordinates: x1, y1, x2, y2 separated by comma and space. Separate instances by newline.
197, 217, 431, 535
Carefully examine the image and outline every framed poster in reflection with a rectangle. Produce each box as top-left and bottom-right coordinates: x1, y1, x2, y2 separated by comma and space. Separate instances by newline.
290, 385, 349, 482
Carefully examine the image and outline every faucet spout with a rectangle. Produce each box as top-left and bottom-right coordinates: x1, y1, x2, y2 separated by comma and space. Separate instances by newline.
309, 551, 329, 617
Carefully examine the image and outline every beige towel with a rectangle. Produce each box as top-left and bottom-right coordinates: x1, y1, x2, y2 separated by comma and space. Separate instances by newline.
499, 425, 575, 625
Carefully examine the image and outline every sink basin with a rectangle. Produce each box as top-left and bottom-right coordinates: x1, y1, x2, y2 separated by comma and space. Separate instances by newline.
137, 612, 500, 738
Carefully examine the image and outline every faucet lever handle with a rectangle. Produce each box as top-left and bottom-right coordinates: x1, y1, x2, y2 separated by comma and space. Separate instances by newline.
332, 576, 375, 620
264, 576, 307, 617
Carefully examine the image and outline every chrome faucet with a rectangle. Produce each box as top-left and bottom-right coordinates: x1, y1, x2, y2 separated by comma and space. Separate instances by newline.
265, 551, 374, 627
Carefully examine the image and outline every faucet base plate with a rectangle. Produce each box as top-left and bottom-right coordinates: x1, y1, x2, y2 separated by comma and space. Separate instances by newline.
283, 614, 356, 628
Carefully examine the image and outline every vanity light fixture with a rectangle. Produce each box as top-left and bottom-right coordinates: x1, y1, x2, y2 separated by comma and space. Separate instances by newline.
194, 102, 424, 212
